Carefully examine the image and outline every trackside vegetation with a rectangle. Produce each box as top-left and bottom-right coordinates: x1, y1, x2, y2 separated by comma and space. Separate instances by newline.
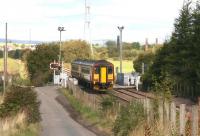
60, 88, 149, 136
60, 88, 118, 134
0, 86, 41, 136
134, 1, 200, 100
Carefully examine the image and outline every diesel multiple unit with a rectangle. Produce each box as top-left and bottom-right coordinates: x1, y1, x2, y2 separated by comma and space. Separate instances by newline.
71, 59, 114, 90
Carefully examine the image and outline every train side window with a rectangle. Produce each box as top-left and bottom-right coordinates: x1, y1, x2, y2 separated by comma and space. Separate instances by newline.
81, 67, 90, 74
72, 65, 78, 71
94, 67, 100, 74
108, 67, 113, 74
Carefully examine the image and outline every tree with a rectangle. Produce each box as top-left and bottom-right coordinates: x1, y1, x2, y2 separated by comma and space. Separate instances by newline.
171, 0, 193, 45
62, 40, 92, 63
26, 43, 59, 85
192, 1, 200, 85
142, 1, 200, 99
132, 42, 140, 50
106, 40, 118, 58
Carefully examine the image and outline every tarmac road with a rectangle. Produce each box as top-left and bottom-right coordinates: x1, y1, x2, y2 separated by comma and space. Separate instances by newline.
35, 86, 96, 136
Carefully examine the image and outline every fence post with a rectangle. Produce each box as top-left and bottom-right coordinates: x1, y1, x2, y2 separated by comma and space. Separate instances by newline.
170, 102, 176, 131
180, 104, 186, 136
146, 98, 151, 124
164, 102, 170, 124
191, 105, 198, 136
159, 101, 164, 126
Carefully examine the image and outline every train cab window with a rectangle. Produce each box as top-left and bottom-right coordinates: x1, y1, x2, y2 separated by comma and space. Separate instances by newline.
108, 67, 113, 74
94, 67, 100, 74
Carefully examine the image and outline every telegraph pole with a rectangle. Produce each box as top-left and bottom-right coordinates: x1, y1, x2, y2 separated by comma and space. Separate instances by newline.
118, 26, 124, 73
3, 23, 8, 95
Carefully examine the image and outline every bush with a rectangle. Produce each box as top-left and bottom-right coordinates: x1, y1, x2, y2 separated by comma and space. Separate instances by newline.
0, 85, 41, 123
113, 101, 146, 136
32, 71, 51, 86
26, 43, 59, 85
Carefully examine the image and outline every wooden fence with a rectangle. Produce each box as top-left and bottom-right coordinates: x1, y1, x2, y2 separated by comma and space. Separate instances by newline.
65, 80, 200, 136
66, 80, 100, 110
143, 98, 199, 136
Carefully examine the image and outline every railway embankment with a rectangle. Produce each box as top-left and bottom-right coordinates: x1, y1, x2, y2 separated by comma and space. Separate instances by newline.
60, 80, 200, 136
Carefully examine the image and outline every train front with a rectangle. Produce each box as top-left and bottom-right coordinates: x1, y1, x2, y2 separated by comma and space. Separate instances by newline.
92, 61, 114, 90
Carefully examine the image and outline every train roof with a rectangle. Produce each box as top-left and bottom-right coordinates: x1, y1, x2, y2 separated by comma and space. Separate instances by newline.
72, 59, 113, 66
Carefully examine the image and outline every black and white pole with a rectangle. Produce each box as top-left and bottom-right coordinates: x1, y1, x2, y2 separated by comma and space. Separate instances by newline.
117, 26, 124, 73
58, 26, 65, 66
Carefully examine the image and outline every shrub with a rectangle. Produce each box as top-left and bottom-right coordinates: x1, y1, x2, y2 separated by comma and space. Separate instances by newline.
0, 85, 41, 124
32, 71, 51, 86
113, 101, 146, 136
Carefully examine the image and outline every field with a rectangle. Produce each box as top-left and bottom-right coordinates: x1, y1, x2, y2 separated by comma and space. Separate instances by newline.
107, 59, 134, 74
0, 58, 27, 79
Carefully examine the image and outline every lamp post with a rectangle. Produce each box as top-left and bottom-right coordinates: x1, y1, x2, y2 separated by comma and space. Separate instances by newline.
58, 26, 65, 66
117, 26, 124, 73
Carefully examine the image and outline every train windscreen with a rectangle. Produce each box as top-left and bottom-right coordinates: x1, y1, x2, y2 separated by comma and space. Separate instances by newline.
108, 66, 113, 74
94, 67, 100, 74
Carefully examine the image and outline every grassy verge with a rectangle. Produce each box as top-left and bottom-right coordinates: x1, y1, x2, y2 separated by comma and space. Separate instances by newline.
0, 58, 28, 79
60, 88, 114, 134
14, 123, 40, 136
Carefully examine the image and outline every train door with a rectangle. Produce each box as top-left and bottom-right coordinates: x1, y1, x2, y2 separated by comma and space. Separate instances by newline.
100, 67, 107, 83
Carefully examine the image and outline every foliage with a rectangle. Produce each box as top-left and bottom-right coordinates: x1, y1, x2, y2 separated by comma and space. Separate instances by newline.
133, 51, 155, 73
0, 50, 3, 58
113, 101, 146, 136
142, 1, 200, 98
105, 40, 141, 60
26, 43, 59, 85
14, 123, 40, 136
0, 85, 41, 124
60, 88, 102, 125
94, 47, 108, 59
106, 40, 119, 58
62, 40, 92, 63
12, 74, 31, 86
153, 72, 174, 102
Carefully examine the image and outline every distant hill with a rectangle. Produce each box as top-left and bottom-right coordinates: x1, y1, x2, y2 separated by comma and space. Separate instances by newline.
0, 38, 43, 44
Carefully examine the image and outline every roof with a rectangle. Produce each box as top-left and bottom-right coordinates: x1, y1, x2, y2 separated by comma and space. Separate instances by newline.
72, 59, 113, 66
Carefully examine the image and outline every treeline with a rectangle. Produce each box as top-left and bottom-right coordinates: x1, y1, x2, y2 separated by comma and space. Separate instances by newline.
95, 41, 144, 60
25, 40, 92, 86
0, 49, 30, 60
136, 1, 200, 100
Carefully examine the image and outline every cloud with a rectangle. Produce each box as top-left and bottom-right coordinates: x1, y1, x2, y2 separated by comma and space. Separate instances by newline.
0, 0, 188, 43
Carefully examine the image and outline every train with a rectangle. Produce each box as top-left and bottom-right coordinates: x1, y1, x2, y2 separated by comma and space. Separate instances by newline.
71, 59, 114, 90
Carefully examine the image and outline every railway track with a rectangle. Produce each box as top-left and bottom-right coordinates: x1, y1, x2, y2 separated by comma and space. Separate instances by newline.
111, 88, 154, 103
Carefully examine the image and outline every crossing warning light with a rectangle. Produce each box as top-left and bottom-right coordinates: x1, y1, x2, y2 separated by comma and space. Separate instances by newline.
50, 62, 60, 70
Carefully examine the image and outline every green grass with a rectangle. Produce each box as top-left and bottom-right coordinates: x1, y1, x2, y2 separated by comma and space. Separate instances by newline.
14, 123, 40, 136
0, 58, 28, 79
60, 88, 113, 134
61, 88, 101, 122
107, 59, 134, 73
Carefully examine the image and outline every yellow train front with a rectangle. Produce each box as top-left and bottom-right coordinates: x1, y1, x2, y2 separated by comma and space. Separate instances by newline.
71, 59, 114, 90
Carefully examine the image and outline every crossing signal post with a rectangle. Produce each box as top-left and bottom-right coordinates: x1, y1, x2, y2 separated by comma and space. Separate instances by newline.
50, 63, 59, 70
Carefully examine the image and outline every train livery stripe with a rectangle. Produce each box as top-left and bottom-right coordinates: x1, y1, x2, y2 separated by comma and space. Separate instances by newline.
100, 67, 106, 83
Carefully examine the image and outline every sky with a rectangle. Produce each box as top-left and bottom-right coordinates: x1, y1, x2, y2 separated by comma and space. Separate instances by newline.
0, 0, 192, 44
